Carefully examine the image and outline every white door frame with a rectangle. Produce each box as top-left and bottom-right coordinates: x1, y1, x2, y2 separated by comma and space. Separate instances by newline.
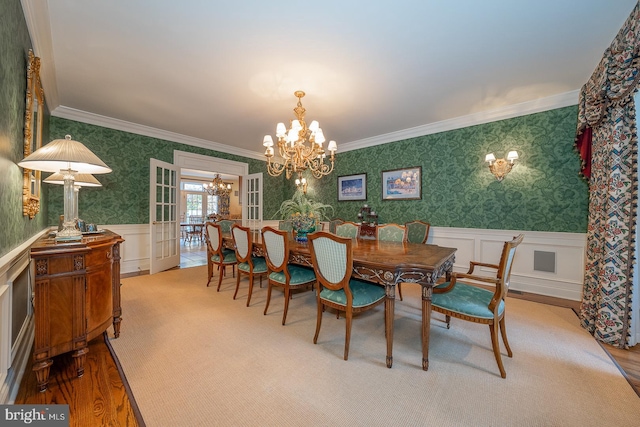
173, 150, 249, 179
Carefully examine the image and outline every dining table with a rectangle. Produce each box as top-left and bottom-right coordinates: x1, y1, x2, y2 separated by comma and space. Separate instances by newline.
222, 230, 456, 370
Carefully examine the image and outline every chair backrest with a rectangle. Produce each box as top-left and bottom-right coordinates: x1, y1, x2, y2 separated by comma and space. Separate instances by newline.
377, 223, 406, 242
219, 219, 235, 233
493, 234, 525, 304
231, 224, 252, 262
262, 226, 289, 274
329, 218, 344, 234
278, 220, 293, 232
308, 232, 353, 294
335, 221, 360, 238
204, 221, 223, 254
404, 220, 430, 244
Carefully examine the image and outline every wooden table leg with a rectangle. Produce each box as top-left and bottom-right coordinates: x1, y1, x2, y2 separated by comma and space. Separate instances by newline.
422, 285, 432, 370
385, 286, 395, 368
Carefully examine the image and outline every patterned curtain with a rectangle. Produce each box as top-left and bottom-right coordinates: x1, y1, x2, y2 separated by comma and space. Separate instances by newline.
576, 2, 640, 348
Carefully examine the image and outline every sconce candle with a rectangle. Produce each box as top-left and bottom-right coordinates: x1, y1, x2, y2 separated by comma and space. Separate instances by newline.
485, 150, 519, 181
295, 175, 308, 194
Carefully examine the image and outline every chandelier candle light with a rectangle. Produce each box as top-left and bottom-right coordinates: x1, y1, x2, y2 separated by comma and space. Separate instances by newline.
18, 135, 112, 241
262, 91, 337, 181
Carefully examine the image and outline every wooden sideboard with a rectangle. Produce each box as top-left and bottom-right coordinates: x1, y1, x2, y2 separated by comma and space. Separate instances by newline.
30, 230, 124, 392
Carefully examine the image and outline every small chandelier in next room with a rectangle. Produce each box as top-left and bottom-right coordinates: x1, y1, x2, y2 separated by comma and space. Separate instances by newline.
262, 91, 337, 180
203, 174, 231, 196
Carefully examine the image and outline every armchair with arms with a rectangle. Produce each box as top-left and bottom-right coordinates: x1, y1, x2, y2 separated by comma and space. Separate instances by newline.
431, 234, 524, 378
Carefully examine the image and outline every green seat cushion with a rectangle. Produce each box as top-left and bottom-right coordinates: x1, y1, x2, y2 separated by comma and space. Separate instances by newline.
269, 265, 316, 285
211, 249, 237, 264
432, 282, 504, 319
320, 280, 385, 308
238, 256, 268, 273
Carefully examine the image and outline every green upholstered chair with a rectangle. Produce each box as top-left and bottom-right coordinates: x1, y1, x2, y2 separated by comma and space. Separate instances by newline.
377, 223, 406, 242
335, 221, 360, 238
404, 220, 430, 244
397, 220, 432, 300
432, 234, 524, 379
308, 231, 386, 360
261, 227, 316, 325
329, 218, 344, 234
218, 219, 235, 233
231, 224, 268, 307
204, 221, 237, 291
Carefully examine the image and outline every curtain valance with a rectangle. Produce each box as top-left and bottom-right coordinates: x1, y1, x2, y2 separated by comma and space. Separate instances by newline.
576, 3, 640, 177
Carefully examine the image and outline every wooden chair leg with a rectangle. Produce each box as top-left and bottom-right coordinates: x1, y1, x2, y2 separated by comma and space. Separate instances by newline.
206, 261, 213, 287
282, 286, 291, 325
397, 283, 403, 301
313, 301, 323, 344
344, 309, 353, 360
233, 273, 241, 300
264, 283, 273, 316
489, 322, 506, 378
499, 316, 513, 357
445, 314, 451, 329
216, 264, 225, 292
246, 275, 254, 307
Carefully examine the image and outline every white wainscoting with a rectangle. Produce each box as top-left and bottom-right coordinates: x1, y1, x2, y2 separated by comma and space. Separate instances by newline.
430, 227, 586, 301
0, 229, 46, 403
105, 224, 151, 274
111, 223, 586, 301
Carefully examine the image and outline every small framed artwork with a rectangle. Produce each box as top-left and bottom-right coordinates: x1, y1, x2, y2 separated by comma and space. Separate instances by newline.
337, 173, 367, 201
381, 167, 421, 200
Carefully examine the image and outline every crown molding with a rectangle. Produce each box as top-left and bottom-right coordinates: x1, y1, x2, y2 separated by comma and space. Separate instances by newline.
52, 90, 579, 160
51, 106, 265, 161
339, 90, 580, 152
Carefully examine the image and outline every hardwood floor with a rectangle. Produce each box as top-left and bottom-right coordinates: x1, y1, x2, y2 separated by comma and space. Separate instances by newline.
14, 334, 142, 427
13, 247, 640, 425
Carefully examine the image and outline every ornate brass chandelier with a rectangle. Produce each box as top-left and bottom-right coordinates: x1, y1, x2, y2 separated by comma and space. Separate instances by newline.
262, 91, 337, 180
203, 174, 231, 196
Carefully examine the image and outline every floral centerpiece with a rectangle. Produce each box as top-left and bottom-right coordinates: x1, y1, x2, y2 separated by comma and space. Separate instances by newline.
274, 190, 334, 242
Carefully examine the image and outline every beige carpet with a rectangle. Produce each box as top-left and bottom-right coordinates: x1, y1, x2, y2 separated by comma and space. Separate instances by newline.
109, 266, 640, 426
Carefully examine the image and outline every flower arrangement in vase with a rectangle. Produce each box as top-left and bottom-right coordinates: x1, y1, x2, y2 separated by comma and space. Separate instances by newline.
274, 190, 334, 242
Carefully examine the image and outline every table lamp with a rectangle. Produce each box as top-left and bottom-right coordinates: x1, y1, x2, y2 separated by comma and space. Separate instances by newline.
18, 135, 111, 241
44, 172, 102, 224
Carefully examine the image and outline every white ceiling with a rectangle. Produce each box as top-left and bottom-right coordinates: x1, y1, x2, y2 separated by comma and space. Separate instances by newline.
23, 0, 636, 159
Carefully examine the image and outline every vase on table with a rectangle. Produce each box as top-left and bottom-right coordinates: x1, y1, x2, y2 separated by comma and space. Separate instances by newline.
294, 226, 315, 242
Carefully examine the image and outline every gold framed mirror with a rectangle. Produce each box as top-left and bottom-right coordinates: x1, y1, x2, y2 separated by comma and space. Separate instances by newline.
23, 49, 44, 219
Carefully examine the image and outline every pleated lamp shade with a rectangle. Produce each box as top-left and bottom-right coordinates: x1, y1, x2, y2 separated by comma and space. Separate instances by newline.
44, 172, 102, 187
18, 135, 111, 174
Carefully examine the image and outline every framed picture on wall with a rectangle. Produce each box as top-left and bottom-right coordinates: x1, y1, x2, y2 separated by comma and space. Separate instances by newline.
337, 173, 367, 201
381, 167, 421, 200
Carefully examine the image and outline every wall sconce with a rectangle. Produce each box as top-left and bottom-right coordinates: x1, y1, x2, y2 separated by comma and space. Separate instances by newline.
295, 176, 308, 194
485, 151, 519, 181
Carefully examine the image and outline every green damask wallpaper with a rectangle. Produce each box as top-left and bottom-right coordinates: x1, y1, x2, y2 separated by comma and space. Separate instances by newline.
0, 0, 49, 259
302, 106, 588, 233
51, 106, 586, 233
48, 118, 285, 225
